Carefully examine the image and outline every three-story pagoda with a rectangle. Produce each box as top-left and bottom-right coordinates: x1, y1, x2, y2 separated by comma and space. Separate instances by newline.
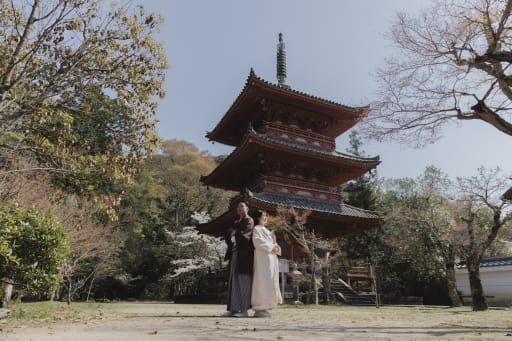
197, 34, 381, 241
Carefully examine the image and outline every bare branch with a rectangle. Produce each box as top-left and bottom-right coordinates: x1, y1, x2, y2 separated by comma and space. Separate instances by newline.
365, 0, 512, 144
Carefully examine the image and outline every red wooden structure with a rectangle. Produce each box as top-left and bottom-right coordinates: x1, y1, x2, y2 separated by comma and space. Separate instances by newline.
197, 36, 381, 242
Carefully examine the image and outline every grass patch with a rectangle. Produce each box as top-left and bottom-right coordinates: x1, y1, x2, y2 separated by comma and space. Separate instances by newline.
6, 301, 112, 323
275, 304, 511, 325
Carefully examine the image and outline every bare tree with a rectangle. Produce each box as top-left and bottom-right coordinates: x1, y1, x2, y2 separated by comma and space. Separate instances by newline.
268, 207, 336, 304
365, 0, 512, 146
455, 167, 512, 311
60, 221, 119, 304
1, 163, 121, 303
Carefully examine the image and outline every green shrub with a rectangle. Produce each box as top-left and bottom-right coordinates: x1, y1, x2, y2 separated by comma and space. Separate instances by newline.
0, 201, 69, 296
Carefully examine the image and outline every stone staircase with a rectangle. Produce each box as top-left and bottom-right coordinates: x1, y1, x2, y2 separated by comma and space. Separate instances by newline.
328, 277, 376, 306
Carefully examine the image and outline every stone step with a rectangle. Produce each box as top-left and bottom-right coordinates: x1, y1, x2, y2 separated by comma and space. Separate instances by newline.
323, 278, 376, 306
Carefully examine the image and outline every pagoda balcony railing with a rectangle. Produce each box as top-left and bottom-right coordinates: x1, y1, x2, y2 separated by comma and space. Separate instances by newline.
264, 175, 335, 191
263, 123, 335, 150
251, 175, 343, 201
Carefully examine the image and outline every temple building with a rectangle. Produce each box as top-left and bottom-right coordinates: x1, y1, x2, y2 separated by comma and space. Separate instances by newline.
197, 34, 381, 247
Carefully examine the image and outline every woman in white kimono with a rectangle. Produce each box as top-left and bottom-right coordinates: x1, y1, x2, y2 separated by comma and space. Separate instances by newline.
251, 210, 282, 317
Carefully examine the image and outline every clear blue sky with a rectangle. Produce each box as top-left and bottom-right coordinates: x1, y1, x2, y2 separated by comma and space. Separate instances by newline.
140, 0, 512, 180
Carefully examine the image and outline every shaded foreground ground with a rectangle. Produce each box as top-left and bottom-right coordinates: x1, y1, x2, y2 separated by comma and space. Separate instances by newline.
1, 302, 512, 340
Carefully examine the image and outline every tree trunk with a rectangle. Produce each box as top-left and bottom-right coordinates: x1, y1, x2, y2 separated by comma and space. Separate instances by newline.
309, 252, 318, 305
370, 264, 380, 307
445, 246, 462, 307
50, 286, 56, 301
467, 258, 488, 311
446, 266, 461, 307
86, 277, 95, 302
321, 265, 330, 304
1, 278, 13, 308
67, 278, 72, 305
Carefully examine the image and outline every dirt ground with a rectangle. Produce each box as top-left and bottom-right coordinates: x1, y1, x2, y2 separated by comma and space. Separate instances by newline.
1, 303, 512, 341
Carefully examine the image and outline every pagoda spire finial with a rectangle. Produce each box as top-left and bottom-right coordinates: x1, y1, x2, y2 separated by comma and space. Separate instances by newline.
277, 33, 290, 89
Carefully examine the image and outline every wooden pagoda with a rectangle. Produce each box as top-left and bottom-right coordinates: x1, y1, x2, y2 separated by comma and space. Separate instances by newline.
197, 34, 381, 241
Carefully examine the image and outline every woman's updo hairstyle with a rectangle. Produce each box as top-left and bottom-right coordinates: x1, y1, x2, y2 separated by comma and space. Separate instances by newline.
252, 209, 267, 225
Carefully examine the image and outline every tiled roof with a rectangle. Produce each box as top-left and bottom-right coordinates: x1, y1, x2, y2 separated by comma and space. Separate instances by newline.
249, 127, 380, 164
248, 191, 380, 220
457, 256, 512, 269
246, 69, 370, 112
208, 69, 370, 143
201, 126, 379, 191
481, 256, 512, 267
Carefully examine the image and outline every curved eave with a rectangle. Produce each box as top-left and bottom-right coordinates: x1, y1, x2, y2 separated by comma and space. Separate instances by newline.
248, 191, 380, 220
201, 130, 380, 190
207, 70, 370, 146
207, 71, 256, 146
201, 131, 259, 191
247, 192, 382, 237
252, 129, 380, 165
196, 192, 382, 238
196, 208, 238, 237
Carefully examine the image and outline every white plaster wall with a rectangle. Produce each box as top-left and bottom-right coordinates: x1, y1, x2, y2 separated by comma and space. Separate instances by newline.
455, 265, 512, 306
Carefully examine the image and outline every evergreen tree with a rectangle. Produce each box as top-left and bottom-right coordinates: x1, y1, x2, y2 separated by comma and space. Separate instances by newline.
112, 140, 231, 300
339, 131, 380, 263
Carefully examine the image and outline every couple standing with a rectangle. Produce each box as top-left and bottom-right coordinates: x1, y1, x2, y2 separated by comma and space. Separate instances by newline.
222, 202, 282, 318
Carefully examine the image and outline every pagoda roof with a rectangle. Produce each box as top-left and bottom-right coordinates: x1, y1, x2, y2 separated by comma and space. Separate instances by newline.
201, 127, 380, 190
256, 128, 379, 163
196, 191, 381, 238
207, 70, 370, 146
195, 208, 238, 237
250, 191, 378, 219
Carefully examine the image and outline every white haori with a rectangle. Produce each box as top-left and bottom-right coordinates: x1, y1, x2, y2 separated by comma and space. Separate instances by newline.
251, 224, 283, 311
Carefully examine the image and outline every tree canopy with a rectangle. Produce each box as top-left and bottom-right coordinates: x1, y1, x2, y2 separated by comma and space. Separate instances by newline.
368, 165, 512, 308
373, 167, 458, 304
0, 0, 167, 202
113, 140, 231, 300
365, 0, 512, 145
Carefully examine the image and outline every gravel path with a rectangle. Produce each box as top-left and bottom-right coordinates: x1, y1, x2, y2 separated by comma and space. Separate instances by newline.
1, 303, 511, 340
